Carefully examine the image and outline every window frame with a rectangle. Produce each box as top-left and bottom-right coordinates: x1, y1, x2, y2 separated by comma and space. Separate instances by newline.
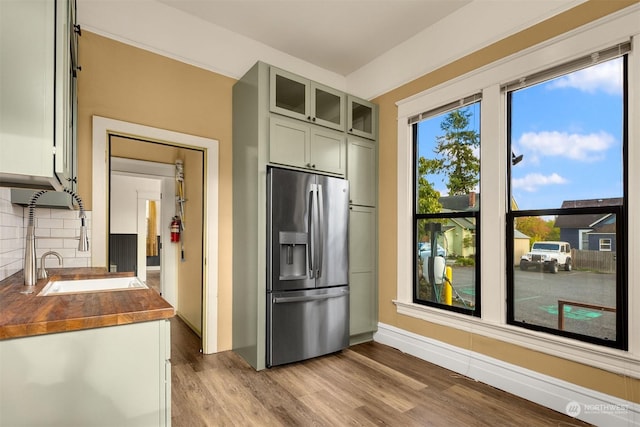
394, 7, 640, 376
600, 238, 613, 252
505, 53, 628, 350
411, 105, 482, 316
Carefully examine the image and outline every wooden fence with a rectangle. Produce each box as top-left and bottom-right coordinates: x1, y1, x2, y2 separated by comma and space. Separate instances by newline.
571, 249, 616, 273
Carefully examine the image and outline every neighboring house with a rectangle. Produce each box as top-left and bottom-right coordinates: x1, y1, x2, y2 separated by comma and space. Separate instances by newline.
439, 193, 477, 258
513, 229, 531, 265
554, 198, 621, 251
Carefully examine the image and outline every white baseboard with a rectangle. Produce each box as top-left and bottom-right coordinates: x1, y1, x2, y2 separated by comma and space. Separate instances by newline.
374, 323, 639, 426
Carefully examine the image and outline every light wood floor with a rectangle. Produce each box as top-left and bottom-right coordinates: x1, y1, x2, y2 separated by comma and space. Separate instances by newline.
170, 317, 591, 426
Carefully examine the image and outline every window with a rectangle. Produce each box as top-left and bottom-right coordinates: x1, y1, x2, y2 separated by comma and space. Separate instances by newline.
506, 46, 628, 349
600, 238, 612, 251
412, 97, 481, 315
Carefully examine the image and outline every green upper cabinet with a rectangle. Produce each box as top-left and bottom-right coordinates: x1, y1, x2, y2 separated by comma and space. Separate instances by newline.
347, 137, 377, 207
270, 67, 345, 132
0, 0, 79, 191
270, 116, 346, 176
347, 95, 377, 141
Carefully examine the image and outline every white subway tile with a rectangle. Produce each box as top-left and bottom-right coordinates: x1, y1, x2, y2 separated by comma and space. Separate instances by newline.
75, 249, 91, 258
34, 228, 51, 238
0, 226, 21, 241
51, 228, 77, 238
37, 218, 64, 229
36, 238, 64, 249
63, 218, 84, 229
33, 208, 51, 219
63, 257, 89, 268
63, 239, 81, 249
50, 209, 80, 220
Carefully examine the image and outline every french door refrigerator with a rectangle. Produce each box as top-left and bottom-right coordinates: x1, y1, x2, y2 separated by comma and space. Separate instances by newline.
267, 167, 350, 367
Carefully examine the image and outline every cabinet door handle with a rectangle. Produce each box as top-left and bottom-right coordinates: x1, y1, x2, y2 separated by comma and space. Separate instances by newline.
312, 117, 316, 122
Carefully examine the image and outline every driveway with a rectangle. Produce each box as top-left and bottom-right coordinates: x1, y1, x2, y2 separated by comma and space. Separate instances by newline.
445, 267, 617, 340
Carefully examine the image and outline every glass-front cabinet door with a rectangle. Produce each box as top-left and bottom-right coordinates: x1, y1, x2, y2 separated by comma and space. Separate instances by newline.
347, 95, 377, 140
270, 67, 345, 132
311, 83, 344, 131
270, 67, 309, 121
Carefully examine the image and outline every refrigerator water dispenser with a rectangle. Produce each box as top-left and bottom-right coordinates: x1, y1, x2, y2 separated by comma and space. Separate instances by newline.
279, 231, 308, 280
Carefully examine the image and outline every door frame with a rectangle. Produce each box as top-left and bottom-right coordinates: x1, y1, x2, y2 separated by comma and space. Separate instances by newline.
92, 116, 219, 354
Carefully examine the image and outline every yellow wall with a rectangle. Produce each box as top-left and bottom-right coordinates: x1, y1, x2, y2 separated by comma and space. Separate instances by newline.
77, 31, 235, 350
373, 0, 640, 403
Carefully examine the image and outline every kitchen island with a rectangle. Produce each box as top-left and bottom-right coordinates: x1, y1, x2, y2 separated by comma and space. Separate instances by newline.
0, 268, 174, 427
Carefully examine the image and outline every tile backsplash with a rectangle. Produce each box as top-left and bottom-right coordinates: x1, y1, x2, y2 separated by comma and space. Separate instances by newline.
0, 188, 24, 280
0, 188, 92, 281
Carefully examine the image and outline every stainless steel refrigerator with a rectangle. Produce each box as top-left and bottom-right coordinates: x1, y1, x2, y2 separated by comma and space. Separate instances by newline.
267, 167, 350, 367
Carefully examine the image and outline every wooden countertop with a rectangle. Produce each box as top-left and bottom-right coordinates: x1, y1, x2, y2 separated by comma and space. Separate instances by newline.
0, 268, 174, 340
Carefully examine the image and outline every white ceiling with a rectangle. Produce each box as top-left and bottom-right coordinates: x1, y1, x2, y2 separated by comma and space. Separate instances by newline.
78, 0, 587, 98
157, 0, 472, 76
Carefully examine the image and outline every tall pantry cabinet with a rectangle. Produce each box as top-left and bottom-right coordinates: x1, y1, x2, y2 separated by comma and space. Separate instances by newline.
233, 62, 378, 370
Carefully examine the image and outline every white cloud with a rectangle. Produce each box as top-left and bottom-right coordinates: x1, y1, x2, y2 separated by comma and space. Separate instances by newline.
512, 173, 568, 192
518, 130, 614, 162
549, 58, 622, 95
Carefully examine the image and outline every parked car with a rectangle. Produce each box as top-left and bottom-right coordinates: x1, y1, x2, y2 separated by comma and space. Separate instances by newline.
418, 242, 446, 258
519, 241, 572, 273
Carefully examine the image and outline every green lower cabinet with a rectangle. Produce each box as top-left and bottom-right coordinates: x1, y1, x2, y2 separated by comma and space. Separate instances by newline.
349, 205, 377, 343
0, 320, 171, 426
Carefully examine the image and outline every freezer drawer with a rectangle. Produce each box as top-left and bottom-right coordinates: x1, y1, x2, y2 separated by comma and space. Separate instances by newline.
267, 286, 349, 367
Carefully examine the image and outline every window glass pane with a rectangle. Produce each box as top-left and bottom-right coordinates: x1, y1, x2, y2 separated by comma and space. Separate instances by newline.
416, 218, 477, 311
416, 102, 480, 214
513, 214, 617, 341
509, 57, 623, 210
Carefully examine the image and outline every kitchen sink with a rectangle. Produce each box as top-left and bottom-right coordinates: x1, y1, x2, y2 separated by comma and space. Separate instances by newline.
38, 276, 148, 296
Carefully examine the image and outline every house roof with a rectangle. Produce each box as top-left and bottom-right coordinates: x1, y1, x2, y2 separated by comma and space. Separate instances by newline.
554, 198, 621, 229
439, 193, 479, 212
590, 222, 616, 233
560, 198, 622, 208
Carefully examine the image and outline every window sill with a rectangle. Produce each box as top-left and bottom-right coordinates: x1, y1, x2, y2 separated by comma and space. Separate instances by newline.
394, 299, 640, 378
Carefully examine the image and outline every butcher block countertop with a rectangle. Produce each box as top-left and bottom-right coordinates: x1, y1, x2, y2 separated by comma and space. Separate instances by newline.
0, 268, 174, 340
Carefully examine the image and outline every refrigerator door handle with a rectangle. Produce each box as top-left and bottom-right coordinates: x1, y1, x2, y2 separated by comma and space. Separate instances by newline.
273, 290, 349, 304
308, 185, 316, 279
316, 184, 324, 278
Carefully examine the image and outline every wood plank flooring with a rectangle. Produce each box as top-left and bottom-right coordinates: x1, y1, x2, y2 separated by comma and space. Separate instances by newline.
170, 317, 591, 426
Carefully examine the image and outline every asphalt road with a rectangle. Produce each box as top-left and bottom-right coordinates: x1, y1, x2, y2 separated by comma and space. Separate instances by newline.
447, 266, 617, 340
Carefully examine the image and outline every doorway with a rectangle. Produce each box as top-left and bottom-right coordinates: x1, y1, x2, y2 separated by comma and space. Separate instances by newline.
110, 157, 177, 306
92, 116, 219, 353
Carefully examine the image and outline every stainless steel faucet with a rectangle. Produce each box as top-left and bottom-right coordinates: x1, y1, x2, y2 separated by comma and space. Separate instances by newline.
24, 188, 89, 287
38, 251, 63, 280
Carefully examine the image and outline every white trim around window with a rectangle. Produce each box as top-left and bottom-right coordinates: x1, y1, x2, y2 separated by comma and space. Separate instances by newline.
395, 6, 640, 376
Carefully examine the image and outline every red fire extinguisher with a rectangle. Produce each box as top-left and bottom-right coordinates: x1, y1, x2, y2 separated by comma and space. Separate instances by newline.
170, 216, 181, 243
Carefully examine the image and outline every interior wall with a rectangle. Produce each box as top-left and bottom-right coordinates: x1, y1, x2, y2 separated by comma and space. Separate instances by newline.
77, 31, 234, 349
372, 0, 639, 403
110, 173, 160, 234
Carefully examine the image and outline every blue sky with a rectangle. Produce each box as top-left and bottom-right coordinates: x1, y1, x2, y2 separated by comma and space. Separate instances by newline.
417, 57, 624, 211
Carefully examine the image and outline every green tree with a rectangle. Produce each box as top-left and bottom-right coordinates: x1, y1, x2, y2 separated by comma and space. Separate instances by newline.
417, 156, 442, 214
545, 218, 561, 241
516, 216, 554, 246
433, 109, 480, 195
